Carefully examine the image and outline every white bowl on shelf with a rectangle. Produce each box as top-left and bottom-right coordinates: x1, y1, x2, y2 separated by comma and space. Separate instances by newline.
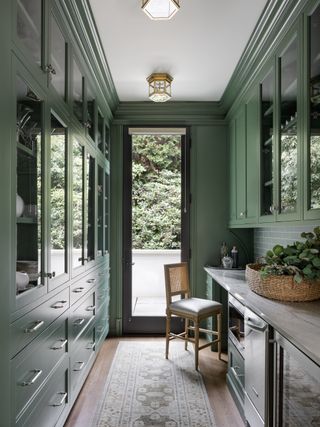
16, 271, 29, 291
16, 194, 24, 217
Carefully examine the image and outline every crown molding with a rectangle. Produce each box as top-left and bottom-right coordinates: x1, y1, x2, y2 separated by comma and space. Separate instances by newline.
113, 101, 226, 126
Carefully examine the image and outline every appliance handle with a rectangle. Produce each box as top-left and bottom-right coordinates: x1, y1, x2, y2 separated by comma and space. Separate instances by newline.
246, 320, 267, 332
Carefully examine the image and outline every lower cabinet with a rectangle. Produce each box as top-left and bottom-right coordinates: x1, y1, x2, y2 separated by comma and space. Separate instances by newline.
226, 339, 245, 420
10, 263, 110, 426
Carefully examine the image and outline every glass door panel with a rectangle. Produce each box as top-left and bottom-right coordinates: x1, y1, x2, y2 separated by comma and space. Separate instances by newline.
279, 37, 298, 214
308, 5, 320, 212
85, 154, 95, 263
49, 114, 67, 281
260, 69, 275, 216
72, 140, 84, 270
17, 0, 42, 68
50, 15, 66, 100
86, 86, 95, 141
72, 59, 83, 124
16, 77, 43, 295
105, 125, 110, 161
97, 111, 104, 153
97, 164, 103, 258
104, 171, 109, 255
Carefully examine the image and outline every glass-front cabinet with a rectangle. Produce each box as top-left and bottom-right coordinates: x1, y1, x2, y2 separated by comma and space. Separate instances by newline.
49, 13, 67, 100
305, 3, 320, 219
260, 67, 275, 219
72, 58, 84, 125
97, 163, 104, 258
16, 76, 45, 304
85, 153, 95, 265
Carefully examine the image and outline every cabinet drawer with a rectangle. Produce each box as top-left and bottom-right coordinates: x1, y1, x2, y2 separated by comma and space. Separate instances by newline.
10, 288, 69, 357
228, 339, 245, 399
70, 271, 98, 305
13, 317, 68, 421
70, 326, 95, 395
70, 292, 95, 344
16, 357, 69, 427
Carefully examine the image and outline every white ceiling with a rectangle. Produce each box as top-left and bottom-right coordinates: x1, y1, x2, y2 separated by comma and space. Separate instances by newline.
89, 0, 268, 102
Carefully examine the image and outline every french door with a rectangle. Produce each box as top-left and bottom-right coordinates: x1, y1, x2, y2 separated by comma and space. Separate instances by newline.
123, 127, 190, 334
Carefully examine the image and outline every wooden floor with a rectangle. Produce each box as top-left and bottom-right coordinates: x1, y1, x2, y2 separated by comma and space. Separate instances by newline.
64, 337, 244, 427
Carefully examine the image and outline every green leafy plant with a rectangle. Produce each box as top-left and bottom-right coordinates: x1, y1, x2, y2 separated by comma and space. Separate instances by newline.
260, 227, 320, 283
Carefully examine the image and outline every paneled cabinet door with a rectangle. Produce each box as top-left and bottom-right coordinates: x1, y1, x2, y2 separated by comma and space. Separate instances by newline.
228, 120, 237, 224
235, 107, 247, 223
304, 2, 320, 220
15, 75, 46, 309
49, 12, 67, 101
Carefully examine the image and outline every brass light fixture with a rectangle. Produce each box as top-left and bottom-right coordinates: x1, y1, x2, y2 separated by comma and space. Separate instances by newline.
147, 73, 173, 102
142, 0, 180, 20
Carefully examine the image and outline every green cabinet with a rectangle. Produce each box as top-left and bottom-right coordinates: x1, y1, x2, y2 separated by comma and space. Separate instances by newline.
229, 91, 259, 226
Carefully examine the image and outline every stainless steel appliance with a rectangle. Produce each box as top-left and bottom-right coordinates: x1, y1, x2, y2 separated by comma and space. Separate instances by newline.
244, 307, 269, 427
228, 294, 245, 357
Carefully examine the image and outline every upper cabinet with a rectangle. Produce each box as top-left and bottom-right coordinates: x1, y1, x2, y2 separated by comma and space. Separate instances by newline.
49, 12, 67, 101
304, 2, 320, 220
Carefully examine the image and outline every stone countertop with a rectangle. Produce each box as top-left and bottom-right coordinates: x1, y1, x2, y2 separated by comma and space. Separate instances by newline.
204, 267, 320, 366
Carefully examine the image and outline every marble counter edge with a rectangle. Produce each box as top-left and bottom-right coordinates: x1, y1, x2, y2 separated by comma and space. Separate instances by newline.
204, 267, 320, 366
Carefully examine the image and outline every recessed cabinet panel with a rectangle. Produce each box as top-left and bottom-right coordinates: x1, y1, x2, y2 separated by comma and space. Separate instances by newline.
86, 86, 95, 141
307, 5, 320, 216
16, 77, 43, 296
72, 140, 84, 270
50, 15, 66, 100
17, 0, 42, 68
97, 111, 104, 153
260, 69, 275, 217
72, 59, 83, 124
49, 115, 67, 281
279, 37, 298, 215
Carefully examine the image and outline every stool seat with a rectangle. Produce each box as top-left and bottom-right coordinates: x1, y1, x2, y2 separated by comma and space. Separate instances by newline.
169, 298, 222, 317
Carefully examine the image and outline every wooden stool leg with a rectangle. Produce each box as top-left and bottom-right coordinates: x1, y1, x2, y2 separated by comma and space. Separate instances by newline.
194, 321, 199, 370
165, 314, 170, 359
217, 312, 222, 360
185, 318, 189, 350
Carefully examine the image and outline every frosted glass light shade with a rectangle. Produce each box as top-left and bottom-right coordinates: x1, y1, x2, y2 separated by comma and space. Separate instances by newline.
147, 73, 173, 102
142, 0, 180, 20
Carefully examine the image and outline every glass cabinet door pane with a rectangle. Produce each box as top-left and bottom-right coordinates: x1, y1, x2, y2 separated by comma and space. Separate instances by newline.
309, 5, 320, 210
50, 15, 66, 100
260, 69, 274, 216
17, 0, 42, 68
50, 115, 67, 278
72, 140, 84, 269
105, 125, 110, 160
277, 347, 320, 426
86, 86, 95, 141
98, 111, 104, 153
86, 154, 95, 262
72, 59, 83, 123
16, 77, 43, 294
105, 172, 109, 254
279, 37, 298, 214
97, 165, 103, 257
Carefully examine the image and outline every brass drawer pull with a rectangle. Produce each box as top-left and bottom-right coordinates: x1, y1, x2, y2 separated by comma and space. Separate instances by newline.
73, 318, 85, 326
73, 361, 85, 371
73, 287, 85, 293
86, 342, 95, 350
24, 320, 44, 333
51, 339, 68, 350
51, 300, 67, 309
50, 392, 67, 407
86, 305, 96, 312
86, 278, 96, 284
21, 369, 43, 386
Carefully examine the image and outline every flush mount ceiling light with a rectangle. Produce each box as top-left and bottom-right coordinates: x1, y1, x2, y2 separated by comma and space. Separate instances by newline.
147, 73, 173, 102
142, 0, 180, 20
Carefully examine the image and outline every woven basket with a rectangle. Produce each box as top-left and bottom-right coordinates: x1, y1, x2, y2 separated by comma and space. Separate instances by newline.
245, 264, 320, 302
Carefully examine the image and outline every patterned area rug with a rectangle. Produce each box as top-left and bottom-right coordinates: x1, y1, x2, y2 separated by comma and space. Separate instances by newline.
94, 341, 216, 427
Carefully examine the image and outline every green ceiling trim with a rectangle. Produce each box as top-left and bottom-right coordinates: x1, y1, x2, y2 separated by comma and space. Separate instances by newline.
221, 0, 308, 115
58, 0, 119, 119
113, 101, 226, 126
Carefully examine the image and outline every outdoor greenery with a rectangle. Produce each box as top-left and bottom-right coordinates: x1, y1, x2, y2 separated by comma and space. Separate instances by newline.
261, 226, 320, 283
132, 134, 181, 249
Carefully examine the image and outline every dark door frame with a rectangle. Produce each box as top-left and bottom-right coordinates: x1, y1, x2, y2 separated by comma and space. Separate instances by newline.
122, 125, 191, 334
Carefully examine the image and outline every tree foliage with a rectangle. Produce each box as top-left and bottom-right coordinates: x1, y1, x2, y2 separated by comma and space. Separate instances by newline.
132, 135, 181, 249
